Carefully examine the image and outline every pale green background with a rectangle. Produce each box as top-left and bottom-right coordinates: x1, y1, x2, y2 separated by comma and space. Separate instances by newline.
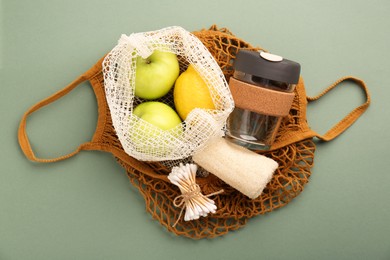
1, 0, 389, 259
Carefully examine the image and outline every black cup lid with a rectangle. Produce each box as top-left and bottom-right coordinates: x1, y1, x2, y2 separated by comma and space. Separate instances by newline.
233, 50, 301, 84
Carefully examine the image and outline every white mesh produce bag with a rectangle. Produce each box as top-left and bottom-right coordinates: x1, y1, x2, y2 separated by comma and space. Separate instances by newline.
103, 26, 234, 161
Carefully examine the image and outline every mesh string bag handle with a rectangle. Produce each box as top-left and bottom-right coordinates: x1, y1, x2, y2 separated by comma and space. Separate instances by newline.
18, 25, 370, 239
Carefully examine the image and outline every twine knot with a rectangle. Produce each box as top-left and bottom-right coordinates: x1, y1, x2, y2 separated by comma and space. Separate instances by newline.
173, 183, 202, 208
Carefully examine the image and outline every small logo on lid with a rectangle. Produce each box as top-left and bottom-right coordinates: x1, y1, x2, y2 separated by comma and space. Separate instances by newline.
259, 51, 283, 62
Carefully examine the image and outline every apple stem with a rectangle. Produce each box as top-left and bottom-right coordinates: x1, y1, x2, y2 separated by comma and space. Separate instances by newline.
168, 163, 224, 227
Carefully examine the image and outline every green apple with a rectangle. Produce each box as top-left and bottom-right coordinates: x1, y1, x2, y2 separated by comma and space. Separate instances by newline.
133, 101, 182, 130
131, 101, 182, 155
135, 50, 180, 100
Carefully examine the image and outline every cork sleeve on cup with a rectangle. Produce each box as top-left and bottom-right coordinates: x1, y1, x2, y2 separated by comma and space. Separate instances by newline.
229, 77, 295, 117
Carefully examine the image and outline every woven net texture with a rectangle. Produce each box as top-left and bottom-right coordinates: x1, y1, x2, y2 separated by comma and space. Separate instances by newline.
103, 26, 234, 161
96, 25, 315, 239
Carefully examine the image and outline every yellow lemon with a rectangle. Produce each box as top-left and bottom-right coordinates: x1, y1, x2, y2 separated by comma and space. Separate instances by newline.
174, 65, 215, 120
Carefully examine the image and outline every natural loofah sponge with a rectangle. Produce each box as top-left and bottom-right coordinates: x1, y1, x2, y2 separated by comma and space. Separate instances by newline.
193, 137, 278, 199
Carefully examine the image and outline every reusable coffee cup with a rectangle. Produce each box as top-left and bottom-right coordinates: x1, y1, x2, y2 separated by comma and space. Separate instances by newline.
226, 50, 301, 150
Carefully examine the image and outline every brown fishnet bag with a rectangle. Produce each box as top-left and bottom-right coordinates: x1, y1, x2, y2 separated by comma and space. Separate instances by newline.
18, 25, 370, 239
